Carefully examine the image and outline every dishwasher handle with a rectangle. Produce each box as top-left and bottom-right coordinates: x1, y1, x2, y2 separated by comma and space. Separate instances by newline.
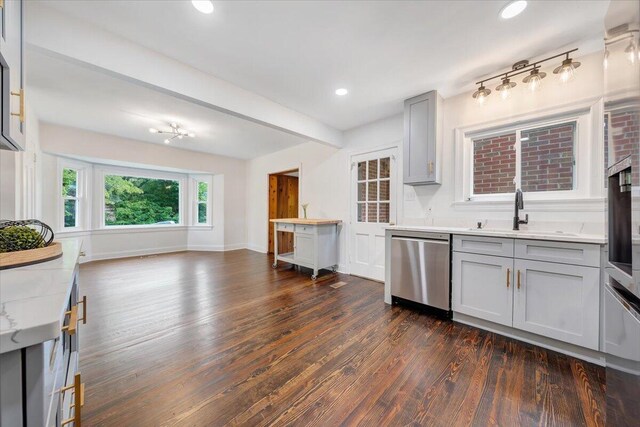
391, 235, 449, 244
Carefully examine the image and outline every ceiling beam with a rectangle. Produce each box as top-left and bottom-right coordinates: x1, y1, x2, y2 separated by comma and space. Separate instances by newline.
25, 4, 344, 148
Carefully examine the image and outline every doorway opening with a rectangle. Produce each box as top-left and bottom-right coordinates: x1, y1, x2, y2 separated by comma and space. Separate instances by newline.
268, 169, 299, 254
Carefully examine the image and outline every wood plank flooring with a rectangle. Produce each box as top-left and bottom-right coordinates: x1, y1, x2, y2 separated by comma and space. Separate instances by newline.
78, 250, 605, 426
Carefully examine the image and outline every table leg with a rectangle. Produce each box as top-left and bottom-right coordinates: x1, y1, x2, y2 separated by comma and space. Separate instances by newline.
272, 223, 278, 268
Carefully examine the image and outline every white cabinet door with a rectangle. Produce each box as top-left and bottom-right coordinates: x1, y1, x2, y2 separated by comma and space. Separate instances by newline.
513, 259, 600, 350
294, 233, 314, 265
452, 252, 513, 327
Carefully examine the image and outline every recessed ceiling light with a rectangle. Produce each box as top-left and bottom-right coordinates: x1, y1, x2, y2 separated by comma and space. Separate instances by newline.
500, 1, 527, 20
192, 0, 214, 14
335, 88, 348, 96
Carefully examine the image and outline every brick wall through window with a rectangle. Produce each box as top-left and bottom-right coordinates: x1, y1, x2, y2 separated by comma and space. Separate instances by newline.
472, 122, 576, 196
521, 122, 575, 192
473, 132, 516, 195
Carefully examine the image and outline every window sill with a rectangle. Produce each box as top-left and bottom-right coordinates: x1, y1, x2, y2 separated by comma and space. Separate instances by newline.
452, 197, 605, 212
56, 225, 214, 236
189, 225, 214, 230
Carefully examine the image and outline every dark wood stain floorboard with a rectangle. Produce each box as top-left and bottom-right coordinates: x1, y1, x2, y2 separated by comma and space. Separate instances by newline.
78, 250, 605, 426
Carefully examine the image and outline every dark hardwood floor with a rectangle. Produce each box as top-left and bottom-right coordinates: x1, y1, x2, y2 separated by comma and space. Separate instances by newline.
78, 250, 605, 426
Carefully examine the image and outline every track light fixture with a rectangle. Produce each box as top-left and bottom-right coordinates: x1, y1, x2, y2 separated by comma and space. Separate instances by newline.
472, 84, 491, 105
553, 54, 581, 83
495, 76, 516, 100
522, 67, 546, 92
624, 38, 637, 64
471, 48, 579, 104
148, 123, 196, 144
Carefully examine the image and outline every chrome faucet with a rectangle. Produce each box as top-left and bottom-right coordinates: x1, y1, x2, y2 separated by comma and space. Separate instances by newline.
513, 189, 528, 231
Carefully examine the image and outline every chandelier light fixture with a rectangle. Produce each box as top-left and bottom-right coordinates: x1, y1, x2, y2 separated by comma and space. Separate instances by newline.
471, 48, 579, 105
149, 123, 196, 144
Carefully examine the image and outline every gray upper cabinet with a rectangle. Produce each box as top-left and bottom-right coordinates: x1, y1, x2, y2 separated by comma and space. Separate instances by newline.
403, 90, 442, 185
0, 0, 25, 151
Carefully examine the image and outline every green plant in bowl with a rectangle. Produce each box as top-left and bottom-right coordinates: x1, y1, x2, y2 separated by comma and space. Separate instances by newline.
0, 226, 45, 253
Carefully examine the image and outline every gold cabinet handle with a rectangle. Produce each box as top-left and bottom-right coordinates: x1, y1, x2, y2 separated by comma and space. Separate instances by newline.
10, 89, 25, 124
79, 251, 86, 257
506, 268, 510, 288
428, 161, 434, 174
78, 296, 87, 325
61, 305, 78, 335
61, 373, 84, 426
517, 270, 521, 289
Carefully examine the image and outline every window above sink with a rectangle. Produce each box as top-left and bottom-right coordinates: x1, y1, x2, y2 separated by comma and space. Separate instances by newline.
453, 99, 605, 210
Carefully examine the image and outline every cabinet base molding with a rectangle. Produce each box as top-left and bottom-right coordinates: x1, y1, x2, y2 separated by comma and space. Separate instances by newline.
453, 312, 605, 366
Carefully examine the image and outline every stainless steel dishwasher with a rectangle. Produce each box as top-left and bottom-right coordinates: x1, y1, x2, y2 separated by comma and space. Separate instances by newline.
390, 233, 451, 315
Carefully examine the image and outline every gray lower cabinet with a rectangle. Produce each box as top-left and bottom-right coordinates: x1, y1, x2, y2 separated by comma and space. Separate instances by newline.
403, 90, 442, 185
513, 259, 600, 349
452, 235, 602, 350
0, 274, 84, 426
452, 252, 514, 327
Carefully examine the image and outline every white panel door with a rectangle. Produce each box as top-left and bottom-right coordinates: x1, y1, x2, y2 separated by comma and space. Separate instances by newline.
452, 252, 514, 327
513, 259, 600, 350
349, 147, 397, 281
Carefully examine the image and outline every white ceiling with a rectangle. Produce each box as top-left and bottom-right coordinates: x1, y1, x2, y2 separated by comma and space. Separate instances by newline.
27, 50, 308, 160
35, 0, 608, 131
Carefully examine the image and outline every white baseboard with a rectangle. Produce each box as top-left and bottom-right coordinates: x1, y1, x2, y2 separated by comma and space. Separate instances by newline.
83, 243, 250, 262
453, 312, 606, 366
88, 245, 188, 262
186, 243, 247, 251
246, 244, 267, 253
223, 243, 247, 251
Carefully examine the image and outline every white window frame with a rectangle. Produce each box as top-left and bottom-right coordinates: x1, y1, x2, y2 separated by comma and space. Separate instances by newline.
95, 165, 187, 230
191, 175, 212, 226
57, 158, 91, 233
454, 98, 604, 209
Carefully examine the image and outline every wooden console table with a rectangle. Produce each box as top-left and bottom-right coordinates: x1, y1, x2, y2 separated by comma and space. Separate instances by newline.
270, 218, 341, 280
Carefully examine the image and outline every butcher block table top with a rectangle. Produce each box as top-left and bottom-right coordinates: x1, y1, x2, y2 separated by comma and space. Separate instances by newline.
270, 218, 342, 225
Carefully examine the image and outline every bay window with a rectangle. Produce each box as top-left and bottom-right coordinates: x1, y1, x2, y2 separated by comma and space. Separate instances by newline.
104, 174, 181, 226
62, 168, 79, 228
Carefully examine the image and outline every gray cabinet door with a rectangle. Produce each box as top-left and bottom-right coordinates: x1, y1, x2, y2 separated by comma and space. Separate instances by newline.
513, 259, 600, 350
294, 233, 315, 265
0, 0, 24, 151
403, 91, 440, 185
452, 252, 514, 326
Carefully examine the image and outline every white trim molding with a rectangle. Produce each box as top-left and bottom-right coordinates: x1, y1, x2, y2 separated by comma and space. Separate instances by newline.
453, 97, 605, 212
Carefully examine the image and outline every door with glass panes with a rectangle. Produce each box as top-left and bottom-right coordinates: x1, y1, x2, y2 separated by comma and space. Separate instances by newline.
350, 147, 397, 281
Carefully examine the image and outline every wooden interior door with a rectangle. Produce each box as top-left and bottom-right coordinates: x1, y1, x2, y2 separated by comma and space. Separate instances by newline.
268, 172, 299, 254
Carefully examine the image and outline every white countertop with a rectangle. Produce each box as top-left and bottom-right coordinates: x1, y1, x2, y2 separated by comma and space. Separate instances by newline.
386, 225, 606, 244
0, 239, 82, 354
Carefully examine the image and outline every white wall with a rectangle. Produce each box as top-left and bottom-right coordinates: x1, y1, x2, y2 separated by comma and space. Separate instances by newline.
402, 51, 605, 233
39, 124, 247, 261
1, 105, 41, 220
245, 114, 404, 272
245, 50, 607, 271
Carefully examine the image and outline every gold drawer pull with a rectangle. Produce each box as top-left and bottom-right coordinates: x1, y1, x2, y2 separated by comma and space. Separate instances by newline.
506, 268, 510, 288
61, 373, 84, 426
62, 305, 78, 335
428, 161, 434, 174
517, 270, 521, 289
10, 89, 24, 124
78, 296, 87, 325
